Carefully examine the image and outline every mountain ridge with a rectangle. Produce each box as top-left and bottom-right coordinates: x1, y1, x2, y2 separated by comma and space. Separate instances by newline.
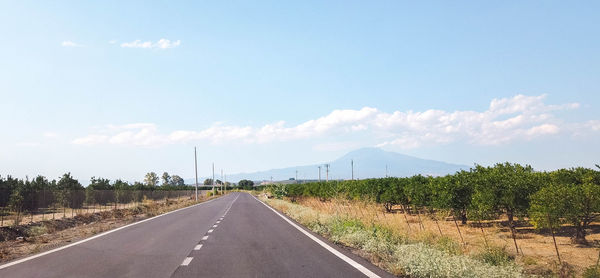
196, 147, 469, 183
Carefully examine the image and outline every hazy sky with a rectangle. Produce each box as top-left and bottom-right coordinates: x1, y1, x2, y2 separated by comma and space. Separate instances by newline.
1, 1, 599, 183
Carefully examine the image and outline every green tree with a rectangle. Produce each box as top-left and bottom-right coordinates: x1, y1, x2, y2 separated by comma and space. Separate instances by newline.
530, 170, 600, 244
113, 179, 132, 205
56, 173, 85, 209
86, 177, 112, 206
203, 178, 213, 186
171, 175, 185, 186
8, 188, 24, 225
144, 172, 159, 187
432, 171, 474, 224
161, 172, 171, 186
471, 163, 538, 224
239, 179, 254, 190
8, 188, 24, 213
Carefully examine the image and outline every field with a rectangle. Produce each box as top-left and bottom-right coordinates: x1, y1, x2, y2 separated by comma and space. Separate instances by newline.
263, 195, 600, 277
266, 163, 600, 277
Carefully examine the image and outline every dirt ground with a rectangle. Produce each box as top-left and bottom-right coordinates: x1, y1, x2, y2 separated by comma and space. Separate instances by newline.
297, 197, 600, 276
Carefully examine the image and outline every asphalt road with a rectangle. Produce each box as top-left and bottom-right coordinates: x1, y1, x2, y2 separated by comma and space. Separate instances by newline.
0, 192, 394, 278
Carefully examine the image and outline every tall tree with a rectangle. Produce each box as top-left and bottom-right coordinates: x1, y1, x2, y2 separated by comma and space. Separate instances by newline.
56, 173, 85, 208
161, 172, 171, 186
171, 175, 185, 186
144, 172, 159, 187
238, 179, 254, 190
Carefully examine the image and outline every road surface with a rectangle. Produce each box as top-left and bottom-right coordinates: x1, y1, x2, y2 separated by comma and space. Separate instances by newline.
0, 192, 393, 278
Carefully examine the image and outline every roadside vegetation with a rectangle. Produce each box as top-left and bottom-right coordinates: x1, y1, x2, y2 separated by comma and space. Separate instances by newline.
264, 163, 600, 277
0, 194, 221, 262
0, 172, 246, 227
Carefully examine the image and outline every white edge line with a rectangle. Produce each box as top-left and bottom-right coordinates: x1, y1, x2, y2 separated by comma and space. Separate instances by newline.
181, 257, 193, 266
0, 196, 225, 270
251, 195, 380, 278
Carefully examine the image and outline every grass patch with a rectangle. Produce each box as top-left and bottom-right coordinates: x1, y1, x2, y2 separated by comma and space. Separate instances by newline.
583, 266, 600, 278
473, 246, 514, 266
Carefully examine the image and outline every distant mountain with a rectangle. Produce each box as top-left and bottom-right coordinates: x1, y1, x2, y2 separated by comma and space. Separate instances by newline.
219, 147, 469, 183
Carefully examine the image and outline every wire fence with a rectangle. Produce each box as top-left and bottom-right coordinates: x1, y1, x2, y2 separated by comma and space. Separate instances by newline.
0, 190, 205, 227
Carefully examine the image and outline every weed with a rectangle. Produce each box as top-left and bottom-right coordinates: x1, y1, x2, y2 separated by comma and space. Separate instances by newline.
521, 256, 537, 266
28, 225, 48, 237
583, 266, 600, 278
436, 236, 462, 255
473, 246, 513, 266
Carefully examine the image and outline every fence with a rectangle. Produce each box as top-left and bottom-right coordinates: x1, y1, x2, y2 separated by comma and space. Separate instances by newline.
0, 189, 204, 227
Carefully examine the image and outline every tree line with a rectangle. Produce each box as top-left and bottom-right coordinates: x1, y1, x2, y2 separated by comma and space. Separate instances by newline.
274, 163, 600, 244
0, 172, 202, 215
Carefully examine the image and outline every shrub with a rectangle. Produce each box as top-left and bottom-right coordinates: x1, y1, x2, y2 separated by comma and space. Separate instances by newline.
473, 246, 513, 266
583, 266, 600, 278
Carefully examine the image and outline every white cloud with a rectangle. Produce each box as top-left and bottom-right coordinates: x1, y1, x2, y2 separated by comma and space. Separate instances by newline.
16, 142, 41, 147
43, 132, 59, 138
120, 38, 181, 49
61, 41, 83, 47
72, 135, 109, 146
72, 94, 594, 148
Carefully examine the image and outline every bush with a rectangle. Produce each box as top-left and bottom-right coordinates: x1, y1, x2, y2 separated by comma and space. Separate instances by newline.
583, 266, 600, 278
473, 246, 514, 266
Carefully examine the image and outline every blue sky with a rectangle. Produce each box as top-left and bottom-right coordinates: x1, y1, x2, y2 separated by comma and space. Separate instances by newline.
1, 1, 599, 183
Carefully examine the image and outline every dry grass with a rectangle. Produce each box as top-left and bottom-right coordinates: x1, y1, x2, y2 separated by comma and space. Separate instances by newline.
277, 197, 599, 277
264, 196, 525, 277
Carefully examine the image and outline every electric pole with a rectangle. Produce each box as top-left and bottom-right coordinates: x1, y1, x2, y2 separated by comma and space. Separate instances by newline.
385, 164, 388, 178
318, 166, 321, 182
295, 170, 298, 184
194, 147, 198, 201
212, 163, 215, 192
351, 159, 354, 180
325, 164, 329, 182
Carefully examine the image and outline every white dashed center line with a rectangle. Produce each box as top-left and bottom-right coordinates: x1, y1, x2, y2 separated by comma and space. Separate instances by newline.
194, 244, 203, 250
181, 257, 193, 266
202, 235, 209, 240
213, 225, 218, 228
208, 229, 214, 233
